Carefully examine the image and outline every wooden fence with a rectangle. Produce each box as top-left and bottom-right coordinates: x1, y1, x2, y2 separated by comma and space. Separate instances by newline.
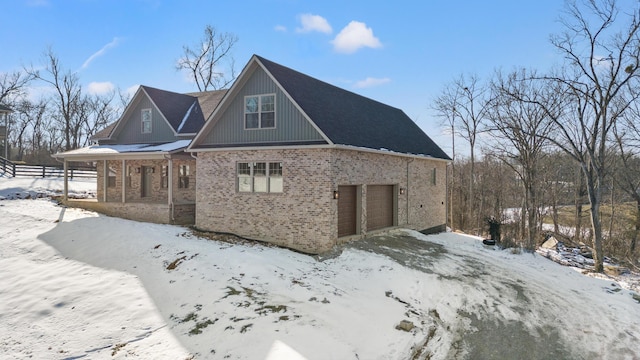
0, 157, 96, 179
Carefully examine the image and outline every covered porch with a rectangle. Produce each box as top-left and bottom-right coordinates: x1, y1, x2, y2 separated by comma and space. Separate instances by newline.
53, 141, 197, 225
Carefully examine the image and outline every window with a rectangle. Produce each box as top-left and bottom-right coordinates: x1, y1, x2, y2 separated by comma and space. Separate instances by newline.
126, 165, 132, 187
179, 165, 190, 189
237, 162, 283, 193
431, 168, 437, 185
141, 108, 152, 133
107, 166, 116, 188
269, 162, 283, 193
161, 165, 168, 188
245, 94, 275, 129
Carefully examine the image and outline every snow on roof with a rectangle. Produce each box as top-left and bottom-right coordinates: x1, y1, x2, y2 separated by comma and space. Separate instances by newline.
177, 100, 197, 133
54, 140, 192, 158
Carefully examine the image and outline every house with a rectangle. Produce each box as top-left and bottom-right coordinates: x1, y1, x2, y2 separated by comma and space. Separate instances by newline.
187, 55, 450, 254
53, 86, 226, 224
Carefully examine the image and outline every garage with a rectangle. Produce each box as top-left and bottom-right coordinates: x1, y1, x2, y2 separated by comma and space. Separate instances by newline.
366, 185, 394, 231
337, 185, 358, 237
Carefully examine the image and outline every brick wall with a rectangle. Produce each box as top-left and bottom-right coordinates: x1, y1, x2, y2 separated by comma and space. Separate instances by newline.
64, 199, 195, 225
196, 149, 334, 253
96, 158, 196, 204
195, 148, 447, 254
331, 149, 447, 237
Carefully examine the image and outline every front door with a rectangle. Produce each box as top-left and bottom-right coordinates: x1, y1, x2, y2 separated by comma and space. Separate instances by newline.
141, 166, 153, 198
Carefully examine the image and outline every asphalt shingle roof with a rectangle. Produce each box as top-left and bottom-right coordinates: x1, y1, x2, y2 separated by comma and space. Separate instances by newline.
186, 89, 227, 122
256, 55, 450, 160
143, 86, 204, 134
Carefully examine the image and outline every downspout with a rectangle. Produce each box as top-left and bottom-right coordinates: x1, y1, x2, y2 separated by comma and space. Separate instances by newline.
167, 155, 174, 222
63, 159, 68, 201
121, 159, 126, 203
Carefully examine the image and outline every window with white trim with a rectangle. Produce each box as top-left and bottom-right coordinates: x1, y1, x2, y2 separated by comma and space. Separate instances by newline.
237, 162, 283, 193
126, 165, 133, 187
244, 94, 275, 129
141, 108, 152, 133
107, 165, 117, 188
161, 165, 168, 188
179, 165, 190, 189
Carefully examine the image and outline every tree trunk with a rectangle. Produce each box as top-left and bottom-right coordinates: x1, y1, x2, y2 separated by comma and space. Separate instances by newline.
552, 181, 560, 234
632, 198, 640, 254
585, 172, 604, 273
528, 184, 538, 250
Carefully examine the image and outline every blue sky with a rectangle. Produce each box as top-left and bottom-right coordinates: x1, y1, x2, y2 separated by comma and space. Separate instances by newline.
1, 0, 568, 153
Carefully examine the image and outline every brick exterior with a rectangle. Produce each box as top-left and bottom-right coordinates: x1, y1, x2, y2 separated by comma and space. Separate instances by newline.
195, 148, 447, 254
90, 157, 197, 224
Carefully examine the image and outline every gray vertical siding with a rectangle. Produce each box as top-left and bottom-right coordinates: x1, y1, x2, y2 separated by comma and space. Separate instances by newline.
201, 66, 325, 146
112, 95, 178, 144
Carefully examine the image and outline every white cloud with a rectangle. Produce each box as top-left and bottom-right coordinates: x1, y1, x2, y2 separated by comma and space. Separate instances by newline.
591, 55, 613, 71
332, 21, 382, 54
125, 85, 140, 99
296, 14, 332, 34
354, 77, 391, 89
81, 37, 121, 70
87, 81, 115, 95
274, 25, 287, 32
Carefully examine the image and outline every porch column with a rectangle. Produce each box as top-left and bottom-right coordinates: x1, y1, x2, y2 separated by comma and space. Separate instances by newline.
168, 158, 173, 205
121, 159, 126, 203
63, 159, 68, 201
102, 160, 107, 202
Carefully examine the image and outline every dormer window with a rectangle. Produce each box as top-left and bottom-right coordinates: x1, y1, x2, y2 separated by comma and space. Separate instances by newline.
245, 94, 275, 129
141, 108, 152, 133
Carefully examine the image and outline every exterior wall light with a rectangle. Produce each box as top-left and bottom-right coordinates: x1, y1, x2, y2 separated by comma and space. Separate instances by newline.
400, 187, 405, 195
333, 190, 339, 199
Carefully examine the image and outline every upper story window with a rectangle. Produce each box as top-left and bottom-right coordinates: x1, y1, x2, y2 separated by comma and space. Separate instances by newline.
245, 94, 275, 129
141, 108, 152, 134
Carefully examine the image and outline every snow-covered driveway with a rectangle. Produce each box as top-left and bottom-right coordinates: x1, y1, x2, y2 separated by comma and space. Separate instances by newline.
349, 233, 640, 359
1, 178, 638, 359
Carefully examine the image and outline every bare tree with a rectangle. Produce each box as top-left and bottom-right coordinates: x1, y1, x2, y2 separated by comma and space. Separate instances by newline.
613, 100, 640, 256
83, 92, 117, 146
177, 25, 238, 91
27, 48, 84, 151
11, 99, 47, 161
433, 74, 492, 233
432, 83, 461, 230
542, 0, 640, 272
0, 70, 32, 104
487, 69, 560, 249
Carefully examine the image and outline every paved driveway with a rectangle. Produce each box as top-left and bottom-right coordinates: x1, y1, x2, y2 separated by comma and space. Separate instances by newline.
346, 232, 637, 360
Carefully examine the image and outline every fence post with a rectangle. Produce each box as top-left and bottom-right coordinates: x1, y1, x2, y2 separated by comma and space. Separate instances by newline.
70, 168, 74, 180
11, 163, 15, 177
42, 166, 46, 178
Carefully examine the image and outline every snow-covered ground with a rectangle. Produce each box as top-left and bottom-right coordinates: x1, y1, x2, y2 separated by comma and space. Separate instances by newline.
1, 177, 639, 359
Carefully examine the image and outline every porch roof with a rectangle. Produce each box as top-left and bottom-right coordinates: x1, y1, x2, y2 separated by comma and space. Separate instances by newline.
52, 140, 192, 161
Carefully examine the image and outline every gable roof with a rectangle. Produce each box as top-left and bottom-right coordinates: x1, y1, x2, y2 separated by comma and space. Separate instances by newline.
186, 90, 227, 122
91, 86, 227, 143
191, 55, 450, 160
142, 85, 204, 134
90, 122, 116, 142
